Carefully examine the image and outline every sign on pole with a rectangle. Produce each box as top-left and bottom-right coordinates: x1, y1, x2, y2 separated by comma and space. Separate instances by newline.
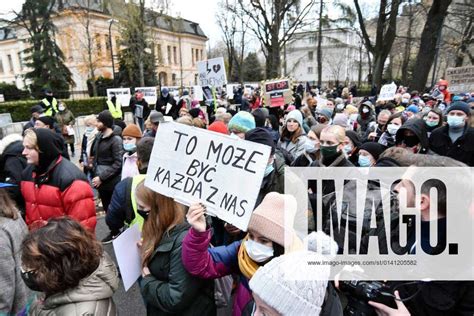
135, 87, 157, 104
446, 66, 474, 93
377, 82, 397, 101
262, 79, 292, 107
192, 85, 204, 101
145, 122, 271, 231
197, 57, 227, 87
107, 88, 131, 107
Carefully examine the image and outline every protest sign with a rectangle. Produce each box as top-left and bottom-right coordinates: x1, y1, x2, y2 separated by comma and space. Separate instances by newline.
446, 66, 474, 93
145, 122, 271, 231
107, 88, 131, 107
197, 57, 227, 87
377, 82, 397, 101
226, 84, 238, 99
192, 85, 204, 101
135, 87, 157, 104
262, 79, 292, 107
112, 224, 142, 291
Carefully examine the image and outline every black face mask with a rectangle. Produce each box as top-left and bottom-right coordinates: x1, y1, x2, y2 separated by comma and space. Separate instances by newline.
21, 269, 42, 292
137, 209, 149, 222
402, 135, 420, 147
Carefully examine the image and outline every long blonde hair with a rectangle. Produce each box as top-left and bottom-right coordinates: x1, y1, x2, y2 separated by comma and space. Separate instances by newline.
136, 181, 185, 266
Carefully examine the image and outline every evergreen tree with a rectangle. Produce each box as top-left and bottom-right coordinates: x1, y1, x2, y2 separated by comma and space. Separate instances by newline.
19, 0, 74, 97
242, 53, 263, 82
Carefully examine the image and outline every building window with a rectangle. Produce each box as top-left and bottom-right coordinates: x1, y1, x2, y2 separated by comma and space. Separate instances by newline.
201, 49, 204, 61
95, 34, 102, 54
173, 46, 177, 64
172, 73, 177, 85
115, 37, 120, 53
195, 49, 199, 62
7, 54, 13, 73
105, 34, 111, 53
308, 51, 314, 61
307, 67, 313, 74
309, 36, 316, 44
156, 44, 162, 64
167, 46, 171, 65
18, 52, 23, 70
191, 48, 194, 65
0, 60, 4, 74
194, 73, 198, 85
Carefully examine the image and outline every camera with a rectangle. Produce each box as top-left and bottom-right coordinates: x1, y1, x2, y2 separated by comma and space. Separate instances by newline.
339, 280, 396, 316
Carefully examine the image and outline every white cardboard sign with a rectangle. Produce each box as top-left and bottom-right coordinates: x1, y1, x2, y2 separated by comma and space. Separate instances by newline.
107, 88, 131, 107
197, 57, 227, 87
112, 224, 142, 291
135, 87, 157, 104
145, 122, 271, 231
377, 82, 397, 101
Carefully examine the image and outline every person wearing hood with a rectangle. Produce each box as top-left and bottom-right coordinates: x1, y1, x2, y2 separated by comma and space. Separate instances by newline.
423, 108, 444, 137
121, 124, 142, 180
21, 128, 96, 231
343, 130, 362, 165
34, 115, 71, 160
54, 101, 76, 157
429, 101, 474, 166
355, 100, 375, 137
378, 112, 406, 148
91, 111, 123, 215
358, 142, 386, 167
0, 134, 27, 210
395, 118, 430, 154
129, 90, 150, 132
182, 192, 303, 316
363, 110, 391, 142
103, 137, 154, 244
315, 108, 332, 126
278, 110, 308, 162
22, 218, 119, 315
431, 79, 451, 103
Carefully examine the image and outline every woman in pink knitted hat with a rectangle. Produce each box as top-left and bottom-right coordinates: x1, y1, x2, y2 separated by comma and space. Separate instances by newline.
181, 192, 302, 316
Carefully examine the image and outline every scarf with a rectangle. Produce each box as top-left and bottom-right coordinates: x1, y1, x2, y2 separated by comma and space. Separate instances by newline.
238, 236, 260, 280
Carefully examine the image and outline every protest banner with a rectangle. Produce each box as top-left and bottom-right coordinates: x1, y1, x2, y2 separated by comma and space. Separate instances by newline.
145, 122, 271, 231
197, 57, 227, 87
135, 87, 157, 104
262, 78, 292, 107
192, 85, 204, 101
112, 224, 142, 291
446, 66, 474, 93
377, 82, 397, 101
107, 88, 131, 107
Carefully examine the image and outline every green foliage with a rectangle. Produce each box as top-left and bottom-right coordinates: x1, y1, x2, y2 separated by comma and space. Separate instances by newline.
242, 53, 263, 82
0, 82, 31, 101
20, 0, 74, 98
0, 97, 133, 122
87, 76, 115, 96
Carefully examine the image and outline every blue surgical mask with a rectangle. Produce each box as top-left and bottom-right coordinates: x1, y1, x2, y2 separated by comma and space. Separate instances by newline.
123, 143, 136, 152
343, 144, 353, 155
85, 127, 94, 134
447, 115, 465, 128
358, 155, 372, 167
304, 139, 318, 154
264, 162, 274, 177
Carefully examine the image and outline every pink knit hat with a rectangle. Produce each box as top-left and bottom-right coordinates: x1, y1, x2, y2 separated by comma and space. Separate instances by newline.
247, 192, 297, 247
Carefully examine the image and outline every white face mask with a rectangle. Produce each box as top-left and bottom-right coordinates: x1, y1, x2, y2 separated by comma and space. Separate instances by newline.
349, 114, 359, 122
362, 107, 369, 114
58, 105, 65, 111
245, 239, 274, 263
387, 123, 400, 135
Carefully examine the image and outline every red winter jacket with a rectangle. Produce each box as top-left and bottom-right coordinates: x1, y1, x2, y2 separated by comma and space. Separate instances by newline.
21, 156, 96, 232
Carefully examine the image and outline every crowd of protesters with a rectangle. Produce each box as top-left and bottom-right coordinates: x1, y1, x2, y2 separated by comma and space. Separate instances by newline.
0, 79, 472, 316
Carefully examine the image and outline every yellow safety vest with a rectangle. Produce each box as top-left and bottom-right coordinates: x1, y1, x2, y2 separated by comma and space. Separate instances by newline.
107, 100, 123, 119
41, 98, 58, 117
128, 174, 146, 230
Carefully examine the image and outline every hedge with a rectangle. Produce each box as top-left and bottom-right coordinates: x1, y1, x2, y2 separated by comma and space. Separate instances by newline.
0, 97, 132, 122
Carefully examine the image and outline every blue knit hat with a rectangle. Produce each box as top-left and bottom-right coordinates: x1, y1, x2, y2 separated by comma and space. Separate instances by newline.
406, 104, 419, 114
447, 101, 470, 116
228, 111, 256, 133
285, 110, 303, 127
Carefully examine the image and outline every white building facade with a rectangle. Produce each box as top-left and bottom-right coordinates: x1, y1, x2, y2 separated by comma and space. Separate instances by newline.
0, 0, 207, 94
285, 28, 370, 87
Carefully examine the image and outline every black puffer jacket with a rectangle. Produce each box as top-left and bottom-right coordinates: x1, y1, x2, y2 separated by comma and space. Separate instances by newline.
429, 125, 474, 166
91, 132, 123, 190
0, 135, 27, 211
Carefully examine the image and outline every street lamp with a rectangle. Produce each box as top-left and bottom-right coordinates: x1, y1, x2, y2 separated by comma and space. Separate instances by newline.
107, 19, 118, 86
